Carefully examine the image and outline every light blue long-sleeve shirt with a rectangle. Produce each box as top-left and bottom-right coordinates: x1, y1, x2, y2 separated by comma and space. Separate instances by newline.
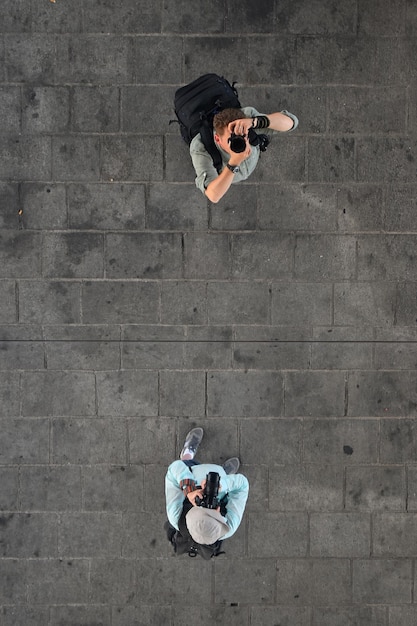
165, 460, 249, 539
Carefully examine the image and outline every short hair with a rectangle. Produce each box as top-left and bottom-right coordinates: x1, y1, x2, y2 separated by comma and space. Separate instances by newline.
213, 108, 246, 134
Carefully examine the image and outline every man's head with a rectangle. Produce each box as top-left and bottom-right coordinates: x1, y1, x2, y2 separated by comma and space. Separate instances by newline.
213, 107, 247, 151
186, 506, 229, 545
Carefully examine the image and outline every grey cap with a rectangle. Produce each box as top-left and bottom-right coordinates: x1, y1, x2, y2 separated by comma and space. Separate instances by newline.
186, 507, 230, 545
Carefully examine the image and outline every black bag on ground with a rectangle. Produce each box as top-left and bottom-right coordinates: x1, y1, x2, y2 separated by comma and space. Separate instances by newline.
171, 73, 241, 173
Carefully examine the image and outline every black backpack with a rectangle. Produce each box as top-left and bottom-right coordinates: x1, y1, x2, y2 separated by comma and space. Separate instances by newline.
164, 520, 225, 560
171, 73, 241, 173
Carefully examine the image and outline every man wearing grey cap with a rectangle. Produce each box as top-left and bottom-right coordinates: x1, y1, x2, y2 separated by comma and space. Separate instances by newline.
165, 428, 249, 558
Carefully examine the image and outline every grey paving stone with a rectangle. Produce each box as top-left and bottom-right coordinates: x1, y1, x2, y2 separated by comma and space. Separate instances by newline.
46, 340, 119, 371
380, 419, 417, 463
5, 34, 56, 82
334, 282, 396, 327
58, 512, 123, 557
106, 233, 182, 279
276, 558, 351, 605
160, 370, 206, 417
81, 281, 159, 324
161, 281, 207, 324
284, 371, 346, 417
358, 235, 417, 281
286, 0, 357, 34
101, 136, 163, 182
232, 233, 294, 279
395, 282, 417, 326
0, 512, 58, 557
0, 419, 50, 464
209, 183, 257, 231
357, 0, 405, 35
373, 513, 417, 557
0, 183, 20, 229
122, 512, 171, 558
0, 340, 45, 370
43, 232, 104, 279
0, 281, 16, 324
71, 86, 119, 133
22, 371, 96, 417
19, 280, 81, 324
310, 512, 371, 557
389, 606, 417, 626
225, 0, 275, 33
251, 606, 311, 626
346, 466, 406, 511
311, 341, 373, 370
258, 184, 336, 231
249, 511, 308, 557
68, 183, 145, 230
207, 282, 269, 325
20, 466, 82, 511
82, 0, 161, 33
177, 416, 239, 465
184, 339, 232, 370
122, 340, 183, 370
22, 86, 70, 133
174, 606, 248, 626
208, 370, 284, 417
183, 37, 248, 82
269, 464, 344, 511
383, 185, 417, 231
143, 464, 167, 514
247, 36, 296, 83
184, 233, 231, 279
0, 231, 42, 279
352, 559, 412, 604
164, 135, 197, 183
49, 606, 111, 626
336, 185, 383, 232
52, 418, 127, 465
21, 183, 67, 230
328, 87, 406, 134
215, 558, 276, 604
0, 468, 19, 510
312, 606, 387, 626
0, 0, 31, 32
0, 606, 50, 626
240, 419, 301, 464
233, 341, 309, 370
56, 35, 132, 84
357, 138, 417, 183
27, 558, 89, 604
146, 183, 208, 231
294, 235, 356, 280
83, 465, 144, 511
128, 417, 176, 465
347, 371, 415, 417
131, 36, 183, 83
296, 36, 376, 84
256, 136, 306, 183
0, 86, 21, 133
52, 137, 100, 182
0, 559, 27, 604
30, 0, 82, 33
112, 605, 172, 626
122, 86, 173, 133
96, 370, 158, 416
303, 419, 379, 464
271, 282, 332, 325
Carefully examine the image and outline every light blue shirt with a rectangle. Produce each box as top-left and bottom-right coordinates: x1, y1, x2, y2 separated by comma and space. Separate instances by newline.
165, 460, 249, 539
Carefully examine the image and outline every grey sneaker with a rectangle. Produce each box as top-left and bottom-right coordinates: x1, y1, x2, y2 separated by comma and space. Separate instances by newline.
180, 427, 204, 460
223, 457, 240, 475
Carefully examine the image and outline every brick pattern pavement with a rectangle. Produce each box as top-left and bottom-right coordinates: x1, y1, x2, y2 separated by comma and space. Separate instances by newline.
1, 0, 417, 624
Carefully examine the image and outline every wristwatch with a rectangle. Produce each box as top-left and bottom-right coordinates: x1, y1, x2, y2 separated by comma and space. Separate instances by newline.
226, 163, 240, 174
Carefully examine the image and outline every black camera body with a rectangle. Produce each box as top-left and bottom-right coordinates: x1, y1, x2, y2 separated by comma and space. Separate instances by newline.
195, 472, 220, 509
228, 128, 270, 154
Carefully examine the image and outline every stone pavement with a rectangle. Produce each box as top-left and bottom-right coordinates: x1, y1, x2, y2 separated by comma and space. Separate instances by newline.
1, 0, 417, 624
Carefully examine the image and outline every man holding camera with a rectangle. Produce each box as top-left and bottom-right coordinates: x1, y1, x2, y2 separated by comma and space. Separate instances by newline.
165, 428, 249, 558
190, 107, 299, 203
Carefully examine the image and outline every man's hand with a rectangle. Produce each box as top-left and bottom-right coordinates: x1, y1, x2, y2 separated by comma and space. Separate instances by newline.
228, 118, 254, 136
186, 487, 204, 507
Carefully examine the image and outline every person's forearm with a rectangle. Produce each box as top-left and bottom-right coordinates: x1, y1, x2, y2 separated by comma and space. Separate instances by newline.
205, 167, 235, 203
254, 111, 294, 132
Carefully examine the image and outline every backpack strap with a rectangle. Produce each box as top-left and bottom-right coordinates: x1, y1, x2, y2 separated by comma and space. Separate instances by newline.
199, 119, 223, 174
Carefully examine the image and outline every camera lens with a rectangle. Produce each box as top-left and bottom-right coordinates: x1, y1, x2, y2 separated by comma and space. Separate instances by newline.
228, 133, 246, 153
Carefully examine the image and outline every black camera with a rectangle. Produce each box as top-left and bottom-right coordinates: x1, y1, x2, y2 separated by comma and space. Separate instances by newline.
195, 472, 220, 509
228, 129, 270, 154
